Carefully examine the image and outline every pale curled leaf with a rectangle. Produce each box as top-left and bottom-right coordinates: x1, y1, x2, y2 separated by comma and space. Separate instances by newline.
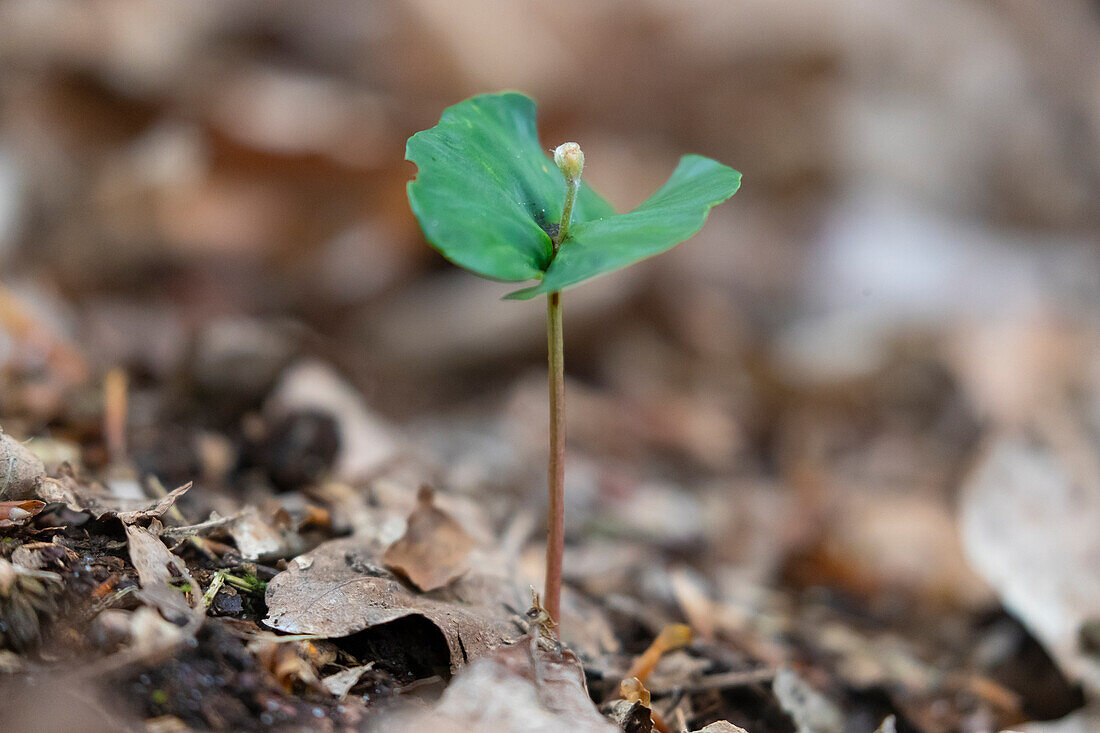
322, 664, 374, 699
874, 716, 898, 733
125, 523, 202, 629
383, 487, 475, 591
692, 723, 750, 733
264, 536, 520, 670
961, 430, 1100, 694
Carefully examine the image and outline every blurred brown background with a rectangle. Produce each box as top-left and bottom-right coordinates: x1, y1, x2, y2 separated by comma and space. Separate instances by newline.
2, 1, 1098, 387
3, 3, 1100, 725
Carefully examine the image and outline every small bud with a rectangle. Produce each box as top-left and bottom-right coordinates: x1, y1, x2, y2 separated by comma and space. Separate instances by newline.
553, 142, 584, 181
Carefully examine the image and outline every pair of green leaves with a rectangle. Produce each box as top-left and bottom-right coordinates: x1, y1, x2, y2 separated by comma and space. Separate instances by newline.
406, 92, 741, 300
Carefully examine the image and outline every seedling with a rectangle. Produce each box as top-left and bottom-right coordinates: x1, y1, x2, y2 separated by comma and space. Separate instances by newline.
406, 92, 740, 627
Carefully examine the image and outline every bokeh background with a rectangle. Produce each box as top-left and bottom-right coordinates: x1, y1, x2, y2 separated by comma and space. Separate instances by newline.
2, 2, 1100, 728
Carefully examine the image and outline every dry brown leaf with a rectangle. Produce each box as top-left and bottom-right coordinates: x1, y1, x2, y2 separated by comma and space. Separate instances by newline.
380, 629, 617, 733
10, 541, 77, 571
264, 535, 520, 671
247, 638, 324, 693
0, 432, 46, 501
383, 486, 475, 591
0, 499, 45, 528
111, 481, 193, 524
35, 475, 82, 509
0, 556, 64, 651
34, 475, 193, 523
124, 522, 202, 629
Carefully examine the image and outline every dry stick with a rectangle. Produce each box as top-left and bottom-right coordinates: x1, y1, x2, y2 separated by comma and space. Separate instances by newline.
543, 142, 583, 626
646, 667, 775, 696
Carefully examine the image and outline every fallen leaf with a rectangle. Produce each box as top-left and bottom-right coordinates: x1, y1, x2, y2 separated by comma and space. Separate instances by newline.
33, 474, 193, 523
248, 637, 324, 693
383, 486, 475, 591
0, 499, 45, 528
603, 700, 653, 732
125, 522, 202, 628
0, 556, 63, 651
960, 429, 1100, 694
380, 629, 618, 732
264, 535, 520, 670
127, 606, 191, 660
113, 481, 192, 524
35, 475, 83, 509
229, 505, 286, 560
322, 664, 374, 698
874, 715, 898, 733
692, 723, 750, 733
0, 431, 46, 501
772, 667, 844, 733
10, 541, 77, 571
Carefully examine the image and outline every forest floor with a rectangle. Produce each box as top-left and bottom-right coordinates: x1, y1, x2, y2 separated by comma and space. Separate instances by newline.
1, 288, 1095, 732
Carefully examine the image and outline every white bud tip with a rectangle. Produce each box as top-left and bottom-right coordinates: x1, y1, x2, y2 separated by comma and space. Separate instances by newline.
553, 142, 584, 181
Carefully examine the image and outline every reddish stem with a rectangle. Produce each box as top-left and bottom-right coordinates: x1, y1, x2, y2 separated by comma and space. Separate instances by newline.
544, 289, 565, 625
544, 165, 579, 630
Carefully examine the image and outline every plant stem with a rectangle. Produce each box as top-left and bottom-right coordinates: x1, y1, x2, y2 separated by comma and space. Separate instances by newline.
545, 289, 564, 625
544, 176, 579, 627
557, 178, 579, 246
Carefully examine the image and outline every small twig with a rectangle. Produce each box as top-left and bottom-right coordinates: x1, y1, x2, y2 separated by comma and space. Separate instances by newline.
146, 475, 220, 557
92, 584, 139, 613
202, 571, 226, 608
647, 668, 775, 696
159, 513, 239, 540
